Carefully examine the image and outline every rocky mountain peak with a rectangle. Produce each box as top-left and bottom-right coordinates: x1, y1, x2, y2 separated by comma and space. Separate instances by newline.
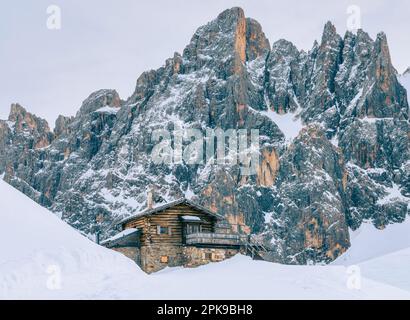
245, 18, 270, 61
216, 7, 245, 27
323, 20, 336, 33
318, 21, 343, 65
182, 7, 269, 77
8, 103, 29, 122
54, 115, 74, 137
356, 29, 372, 42
272, 39, 298, 55
374, 32, 392, 64
321, 21, 340, 44
8, 103, 51, 136
77, 89, 121, 116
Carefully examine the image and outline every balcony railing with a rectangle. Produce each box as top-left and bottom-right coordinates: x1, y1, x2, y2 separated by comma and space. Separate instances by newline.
185, 232, 245, 246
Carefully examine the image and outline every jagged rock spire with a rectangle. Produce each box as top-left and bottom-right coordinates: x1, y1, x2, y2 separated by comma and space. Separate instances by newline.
182, 7, 269, 77
321, 21, 338, 42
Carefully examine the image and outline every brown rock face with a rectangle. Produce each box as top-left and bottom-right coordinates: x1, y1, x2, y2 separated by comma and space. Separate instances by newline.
245, 18, 270, 61
303, 217, 323, 249
200, 169, 251, 234
256, 148, 279, 187
8, 104, 53, 144
374, 33, 393, 92
7, 103, 54, 151
54, 115, 74, 138
0, 104, 55, 205
233, 8, 246, 73
233, 10, 271, 73
267, 126, 351, 263
358, 33, 409, 119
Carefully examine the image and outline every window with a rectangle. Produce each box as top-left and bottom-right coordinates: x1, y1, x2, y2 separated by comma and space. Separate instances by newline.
211, 252, 225, 261
160, 256, 169, 263
203, 252, 212, 260
187, 224, 201, 234
157, 225, 171, 235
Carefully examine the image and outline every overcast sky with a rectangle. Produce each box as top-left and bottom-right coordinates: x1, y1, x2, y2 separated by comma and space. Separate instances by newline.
1, 0, 409, 125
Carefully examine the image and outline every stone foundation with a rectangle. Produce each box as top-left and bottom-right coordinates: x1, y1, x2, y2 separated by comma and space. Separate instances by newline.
111, 247, 141, 264
113, 245, 239, 273
140, 245, 185, 274
183, 246, 239, 268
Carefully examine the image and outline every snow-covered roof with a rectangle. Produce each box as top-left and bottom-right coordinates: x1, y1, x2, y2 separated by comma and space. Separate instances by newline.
181, 215, 202, 222
100, 228, 140, 245
117, 198, 224, 226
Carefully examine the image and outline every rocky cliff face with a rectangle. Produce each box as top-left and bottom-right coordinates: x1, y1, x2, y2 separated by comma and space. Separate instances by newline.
1, 7, 409, 264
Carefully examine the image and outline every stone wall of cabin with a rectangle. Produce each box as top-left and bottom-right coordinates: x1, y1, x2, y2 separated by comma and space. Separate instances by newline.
111, 247, 140, 264
132, 244, 239, 273
140, 245, 185, 273
183, 247, 239, 268
124, 204, 216, 247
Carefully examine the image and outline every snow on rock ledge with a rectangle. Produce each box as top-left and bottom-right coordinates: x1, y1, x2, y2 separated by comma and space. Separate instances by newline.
95, 105, 120, 115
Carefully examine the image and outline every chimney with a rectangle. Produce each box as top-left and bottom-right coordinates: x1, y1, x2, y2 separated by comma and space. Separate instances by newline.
147, 188, 154, 209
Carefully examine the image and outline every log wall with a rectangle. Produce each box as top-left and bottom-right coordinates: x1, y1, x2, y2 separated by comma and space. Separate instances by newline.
121, 203, 239, 273
124, 203, 215, 246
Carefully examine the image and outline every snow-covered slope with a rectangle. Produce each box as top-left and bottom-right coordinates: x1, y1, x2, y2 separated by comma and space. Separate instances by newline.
356, 248, 410, 292
259, 109, 304, 142
1, 179, 410, 299
0, 179, 146, 299
146, 255, 410, 300
335, 218, 410, 265
334, 218, 410, 292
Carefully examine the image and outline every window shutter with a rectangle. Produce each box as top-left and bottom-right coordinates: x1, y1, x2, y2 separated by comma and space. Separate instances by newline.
168, 227, 172, 236
157, 225, 161, 234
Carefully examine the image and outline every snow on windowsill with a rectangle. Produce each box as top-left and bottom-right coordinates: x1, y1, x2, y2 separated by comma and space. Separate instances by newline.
181, 215, 201, 221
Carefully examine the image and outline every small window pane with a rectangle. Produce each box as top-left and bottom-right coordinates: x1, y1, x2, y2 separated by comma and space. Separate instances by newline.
157, 226, 169, 234
187, 224, 200, 234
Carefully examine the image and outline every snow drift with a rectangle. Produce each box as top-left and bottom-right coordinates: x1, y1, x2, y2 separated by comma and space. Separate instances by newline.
334, 219, 410, 292
0, 180, 146, 299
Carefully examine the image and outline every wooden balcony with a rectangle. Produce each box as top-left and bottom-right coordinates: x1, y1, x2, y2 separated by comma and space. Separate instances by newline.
185, 232, 245, 247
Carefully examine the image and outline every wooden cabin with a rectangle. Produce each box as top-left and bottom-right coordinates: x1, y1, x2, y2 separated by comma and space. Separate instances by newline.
102, 198, 245, 273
